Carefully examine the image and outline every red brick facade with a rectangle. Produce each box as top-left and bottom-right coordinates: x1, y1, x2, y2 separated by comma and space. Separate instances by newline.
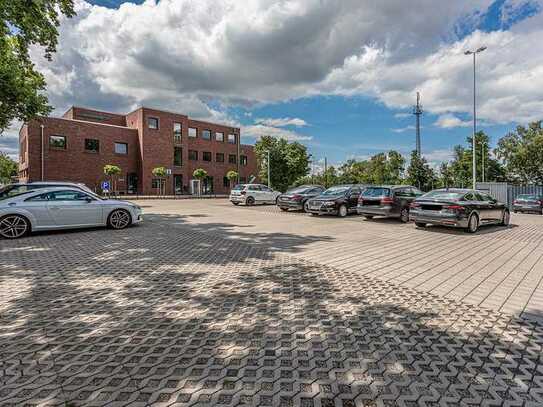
19, 106, 258, 195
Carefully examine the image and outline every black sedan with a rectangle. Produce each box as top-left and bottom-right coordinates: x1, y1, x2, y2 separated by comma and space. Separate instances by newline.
306, 185, 364, 217
277, 185, 325, 212
357, 185, 423, 222
513, 194, 543, 214
410, 189, 510, 233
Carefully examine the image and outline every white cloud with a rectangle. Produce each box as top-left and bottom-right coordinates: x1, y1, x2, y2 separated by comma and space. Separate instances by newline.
0, 122, 22, 161
242, 124, 312, 141
255, 117, 308, 127
394, 112, 412, 119
392, 125, 417, 133
434, 113, 472, 128
424, 149, 455, 163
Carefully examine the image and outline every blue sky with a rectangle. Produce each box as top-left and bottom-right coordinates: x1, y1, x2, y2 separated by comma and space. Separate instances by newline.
4, 0, 543, 169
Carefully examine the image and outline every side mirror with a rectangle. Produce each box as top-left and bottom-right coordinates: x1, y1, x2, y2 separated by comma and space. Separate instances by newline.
85, 197, 93, 203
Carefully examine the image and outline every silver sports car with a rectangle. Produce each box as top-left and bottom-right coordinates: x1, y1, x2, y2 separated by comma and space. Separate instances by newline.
0, 187, 143, 239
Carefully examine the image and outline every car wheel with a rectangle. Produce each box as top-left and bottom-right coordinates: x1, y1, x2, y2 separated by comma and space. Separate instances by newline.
246, 196, 255, 206
280, 207, 289, 212
232, 202, 240, 206
400, 207, 410, 223
466, 213, 479, 233
364, 215, 374, 220
415, 222, 426, 228
0, 215, 30, 239
338, 205, 348, 218
501, 210, 510, 226
275, 196, 280, 205
108, 209, 132, 230
303, 201, 310, 213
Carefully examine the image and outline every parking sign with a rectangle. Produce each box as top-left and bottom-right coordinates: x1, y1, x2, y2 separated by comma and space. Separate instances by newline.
101, 181, 110, 191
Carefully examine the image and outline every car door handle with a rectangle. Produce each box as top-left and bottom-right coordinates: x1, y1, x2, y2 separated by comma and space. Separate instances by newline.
49, 206, 61, 210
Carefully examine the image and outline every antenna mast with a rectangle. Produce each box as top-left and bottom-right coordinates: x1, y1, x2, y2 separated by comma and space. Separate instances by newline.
413, 92, 423, 155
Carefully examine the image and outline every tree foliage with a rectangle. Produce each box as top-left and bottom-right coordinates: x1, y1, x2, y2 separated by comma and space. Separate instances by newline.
254, 136, 310, 192
406, 151, 437, 191
495, 121, 543, 184
103, 164, 121, 177
193, 168, 208, 180
0, 0, 75, 132
0, 151, 17, 184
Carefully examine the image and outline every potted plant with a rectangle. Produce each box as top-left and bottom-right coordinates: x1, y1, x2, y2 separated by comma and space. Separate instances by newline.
152, 166, 167, 196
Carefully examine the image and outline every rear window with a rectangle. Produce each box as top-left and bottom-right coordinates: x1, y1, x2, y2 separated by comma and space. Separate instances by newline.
517, 194, 539, 200
287, 186, 312, 194
0, 185, 33, 200
421, 191, 464, 200
232, 184, 246, 190
362, 187, 391, 197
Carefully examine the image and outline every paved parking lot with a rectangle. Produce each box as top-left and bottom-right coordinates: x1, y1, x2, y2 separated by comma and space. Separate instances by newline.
1, 199, 543, 406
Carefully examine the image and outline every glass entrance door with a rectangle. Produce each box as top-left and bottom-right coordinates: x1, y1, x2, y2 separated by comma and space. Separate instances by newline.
173, 175, 183, 195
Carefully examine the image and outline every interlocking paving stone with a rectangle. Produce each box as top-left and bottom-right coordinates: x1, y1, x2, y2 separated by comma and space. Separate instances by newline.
1, 204, 543, 406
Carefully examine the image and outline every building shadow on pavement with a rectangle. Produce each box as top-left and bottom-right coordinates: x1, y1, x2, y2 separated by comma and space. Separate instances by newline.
0, 214, 542, 406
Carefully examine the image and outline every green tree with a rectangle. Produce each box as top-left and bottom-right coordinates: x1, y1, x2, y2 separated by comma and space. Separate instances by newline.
0, 151, 17, 184
495, 121, 543, 184
0, 0, 75, 133
254, 136, 310, 192
226, 170, 238, 189
438, 162, 453, 189
406, 151, 436, 191
103, 164, 121, 195
193, 168, 208, 195
152, 166, 167, 196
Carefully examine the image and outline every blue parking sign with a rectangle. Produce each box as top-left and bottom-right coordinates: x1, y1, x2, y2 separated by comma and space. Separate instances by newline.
101, 181, 110, 191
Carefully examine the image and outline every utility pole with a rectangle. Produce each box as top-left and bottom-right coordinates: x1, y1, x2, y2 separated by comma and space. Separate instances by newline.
412, 92, 423, 155
481, 140, 485, 183
266, 150, 271, 188
465, 46, 486, 189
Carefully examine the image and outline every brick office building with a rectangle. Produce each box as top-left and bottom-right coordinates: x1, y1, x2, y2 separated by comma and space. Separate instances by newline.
18, 106, 258, 195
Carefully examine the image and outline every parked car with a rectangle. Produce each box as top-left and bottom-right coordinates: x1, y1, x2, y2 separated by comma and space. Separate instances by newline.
0, 187, 143, 239
513, 194, 543, 214
0, 181, 94, 199
357, 185, 423, 223
229, 183, 281, 206
277, 184, 325, 212
306, 184, 364, 217
409, 189, 509, 233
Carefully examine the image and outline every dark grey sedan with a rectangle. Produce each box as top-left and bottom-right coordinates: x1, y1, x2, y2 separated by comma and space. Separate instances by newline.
409, 189, 510, 233
357, 185, 423, 223
513, 194, 543, 214
277, 185, 325, 212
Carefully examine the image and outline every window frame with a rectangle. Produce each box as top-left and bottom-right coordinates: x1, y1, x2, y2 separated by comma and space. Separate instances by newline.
148, 117, 159, 130
173, 122, 182, 143
174, 146, 183, 166
49, 135, 67, 150
84, 138, 100, 153
188, 150, 198, 161
114, 142, 128, 155
202, 129, 211, 140
228, 134, 236, 144
228, 154, 237, 164
240, 155, 248, 166
216, 152, 225, 163
202, 151, 212, 162
188, 127, 197, 138
215, 132, 224, 142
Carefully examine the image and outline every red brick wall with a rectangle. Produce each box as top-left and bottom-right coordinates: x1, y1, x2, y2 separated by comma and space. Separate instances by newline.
22, 117, 140, 193
19, 106, 258, 195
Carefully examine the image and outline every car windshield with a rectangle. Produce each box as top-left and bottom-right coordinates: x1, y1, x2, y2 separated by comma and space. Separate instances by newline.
517, 194, 539, 200
286, 186, 311, 194
232, 184, 246, 190
321, 186, 349, 196
362, 187, 390, 197
421, 190, 464, 200
0, 185, 31, 200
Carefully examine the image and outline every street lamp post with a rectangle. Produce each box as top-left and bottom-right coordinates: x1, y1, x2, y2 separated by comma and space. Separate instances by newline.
481, 140, 485, 183
464, 46, 486, 189
265, 150, 271, 188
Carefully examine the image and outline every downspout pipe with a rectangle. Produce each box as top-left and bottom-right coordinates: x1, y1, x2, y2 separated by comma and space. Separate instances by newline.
40, 124, 45, 181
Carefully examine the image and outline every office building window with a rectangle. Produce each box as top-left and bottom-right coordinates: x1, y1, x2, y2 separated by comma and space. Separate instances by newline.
202, 151, 212, 161
216, 152, 224, 162
189, 150, 198, 160
228, 134, 236, 144
240, 155, 248, 166
174, 146, 182, 166
202, 129, 211, 140
148, 117, 159, 129
173, 122, 182, 142
228, 154, 237, 164
85, 139, 99, 153
151, 178, 164, 189
188, 127, 197, 138
115, 142, 128, 155
49, 135, 66, 149
215, 132, 224, 142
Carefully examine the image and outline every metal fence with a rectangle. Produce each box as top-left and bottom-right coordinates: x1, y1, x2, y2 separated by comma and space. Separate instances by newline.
476, 182, 543, 208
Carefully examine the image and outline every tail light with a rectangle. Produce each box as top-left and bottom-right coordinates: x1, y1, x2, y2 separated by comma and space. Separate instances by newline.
358, 197, 364, 203
381, 197, 394, 205
240, 190, 246, 195
292, 194, 303, 202
444, 204, 464, 212
513, 200, 519, 205
410, 202, 420, 208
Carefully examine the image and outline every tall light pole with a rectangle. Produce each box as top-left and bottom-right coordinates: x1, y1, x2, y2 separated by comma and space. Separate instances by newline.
481, 140, 485, 183
464, 46, 486, 189
265, 150, 271, 187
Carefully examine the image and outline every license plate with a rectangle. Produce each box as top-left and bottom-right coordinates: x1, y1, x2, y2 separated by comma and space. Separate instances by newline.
310, 206, 320, 210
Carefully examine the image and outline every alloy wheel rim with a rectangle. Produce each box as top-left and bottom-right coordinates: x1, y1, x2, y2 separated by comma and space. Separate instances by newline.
0, 216, 27, 238
340, 206, 347, 216
504, 211, 510, 225
470, 216, 477, 232
401, 208, 409, 222
110, 210, 130, 229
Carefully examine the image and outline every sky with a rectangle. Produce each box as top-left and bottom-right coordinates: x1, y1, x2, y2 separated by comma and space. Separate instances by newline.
3, 0, 543, 170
